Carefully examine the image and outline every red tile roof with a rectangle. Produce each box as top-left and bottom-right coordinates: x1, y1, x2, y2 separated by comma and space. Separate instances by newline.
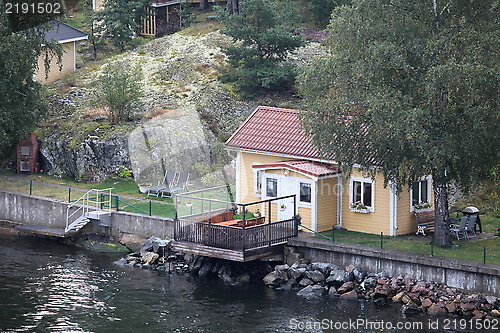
226, 106, 333, 161
252, 160, 340, 178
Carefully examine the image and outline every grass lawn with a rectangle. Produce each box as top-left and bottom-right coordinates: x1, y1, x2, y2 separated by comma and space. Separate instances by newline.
319, 226, 500, 265
0, 171, 176, 218
119, 200, 176, 218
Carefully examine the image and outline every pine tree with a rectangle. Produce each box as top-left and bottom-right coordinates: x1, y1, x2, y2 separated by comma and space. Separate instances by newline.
96, 0, 149, 51
218, 0, 304, 96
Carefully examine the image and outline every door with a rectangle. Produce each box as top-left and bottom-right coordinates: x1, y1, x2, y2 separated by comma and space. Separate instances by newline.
278, 178, 296, 221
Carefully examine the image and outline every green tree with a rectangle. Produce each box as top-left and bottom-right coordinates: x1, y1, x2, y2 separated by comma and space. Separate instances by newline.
309, 0, 351, 28
96, 0, 149, 51
298, 0, 499, 247
96, 61, 143, 124
218, 0, 305, 96
0, 0, 63, 159
80, 0, 102, 60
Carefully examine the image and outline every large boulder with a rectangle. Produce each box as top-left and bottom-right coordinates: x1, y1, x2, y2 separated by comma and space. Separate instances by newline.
263, 270, 288, 287
326, 266, 345, 287
352, 267, 367, 283
189, 255, 204, 275
305, 270, 326, 283
287, 267, 306, 281
297, 285, 327, 298
141, 237, 172, 254
310, 262, 341, 276
141, 252, 159, 265
40, 135, 131, 182
198, 260, 215, 277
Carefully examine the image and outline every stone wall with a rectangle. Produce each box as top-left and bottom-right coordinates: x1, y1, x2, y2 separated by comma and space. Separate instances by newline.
286, 238, 500, 295
0, 189, 174, 239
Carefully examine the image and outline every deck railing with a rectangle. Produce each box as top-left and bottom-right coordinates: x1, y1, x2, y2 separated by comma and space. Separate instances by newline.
174, 187, 298, 251
174, 218, 297, 251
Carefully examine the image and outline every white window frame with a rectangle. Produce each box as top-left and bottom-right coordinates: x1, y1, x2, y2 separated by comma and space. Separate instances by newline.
265, 177, 278, 198
299, 182, 312, 205
410, 176, 432, 212
349, 176, 375, 212
254, 169, 264, 196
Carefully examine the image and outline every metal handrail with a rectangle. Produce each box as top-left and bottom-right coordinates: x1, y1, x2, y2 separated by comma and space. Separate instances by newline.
66, 188, 113, 232
116, 197, 149, 215
66, 190, 91, 231
298, 223, 333, 242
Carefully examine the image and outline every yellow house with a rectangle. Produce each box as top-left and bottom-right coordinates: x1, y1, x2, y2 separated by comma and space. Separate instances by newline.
226, 106, 433, 236
92, 0, 104, 11
35, 21, 88, 84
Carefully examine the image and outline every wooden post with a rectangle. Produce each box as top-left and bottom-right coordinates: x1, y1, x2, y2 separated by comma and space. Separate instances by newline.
293, 194, 296, 220
29, 180, 32, 195
68, 187, 71, 202
242, 204, 246, 228
268, 201, 271, 224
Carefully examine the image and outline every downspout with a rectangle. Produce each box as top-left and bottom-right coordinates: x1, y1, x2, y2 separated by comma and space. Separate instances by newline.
337, 177, 343, 228
389, 182, 397, 236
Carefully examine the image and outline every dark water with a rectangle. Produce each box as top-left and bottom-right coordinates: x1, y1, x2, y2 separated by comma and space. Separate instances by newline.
0, 235, 495, 333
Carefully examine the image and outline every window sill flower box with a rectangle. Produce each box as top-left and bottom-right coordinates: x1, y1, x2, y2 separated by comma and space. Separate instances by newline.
350, 208, 371, 214
412, 203, 432, 213
350, 202, 371, 213
413, 208, 432, 213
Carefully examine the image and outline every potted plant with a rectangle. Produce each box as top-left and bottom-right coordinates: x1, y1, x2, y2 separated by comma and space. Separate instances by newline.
138, 182, 152, 193
413, 202, 431, 212
350, 201, 370, 213
294, 214, 302, 224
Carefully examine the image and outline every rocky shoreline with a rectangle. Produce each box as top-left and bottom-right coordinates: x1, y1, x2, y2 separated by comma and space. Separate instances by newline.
120, 237, 500, 320
264, 263, 499, 319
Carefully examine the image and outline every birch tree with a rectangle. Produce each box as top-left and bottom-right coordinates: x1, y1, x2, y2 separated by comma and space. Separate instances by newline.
299, 0, 499, 246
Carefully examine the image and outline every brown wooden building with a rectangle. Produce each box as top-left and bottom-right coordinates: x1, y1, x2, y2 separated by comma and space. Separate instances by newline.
141, 0, 183, 37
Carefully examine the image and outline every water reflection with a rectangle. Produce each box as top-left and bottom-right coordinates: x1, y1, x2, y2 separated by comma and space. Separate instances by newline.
0, 236, 490, 333
18, 254, 110, 332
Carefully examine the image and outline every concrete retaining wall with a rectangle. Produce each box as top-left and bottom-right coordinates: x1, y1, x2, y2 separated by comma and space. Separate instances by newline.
0, 190, 174, 239
287, 237, 500, 295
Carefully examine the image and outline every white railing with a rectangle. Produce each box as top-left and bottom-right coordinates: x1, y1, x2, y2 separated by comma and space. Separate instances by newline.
66, 188, 113, 232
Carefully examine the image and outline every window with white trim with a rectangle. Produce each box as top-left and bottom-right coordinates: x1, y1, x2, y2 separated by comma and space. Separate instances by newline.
254, 170, 264, 195
411, 178, 431, 210
266, 177, 277, 197
350, 177, 374, 210
299, 182, 311, 203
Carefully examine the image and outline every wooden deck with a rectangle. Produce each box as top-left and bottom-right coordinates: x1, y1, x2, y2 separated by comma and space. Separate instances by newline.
172, 241, 285, 262
174, 218, 297, 261
16, 225, 79, 238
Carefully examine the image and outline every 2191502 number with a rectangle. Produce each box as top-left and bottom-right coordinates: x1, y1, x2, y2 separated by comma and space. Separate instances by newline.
4, 2, 61, 14
443, 318, 498, 330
